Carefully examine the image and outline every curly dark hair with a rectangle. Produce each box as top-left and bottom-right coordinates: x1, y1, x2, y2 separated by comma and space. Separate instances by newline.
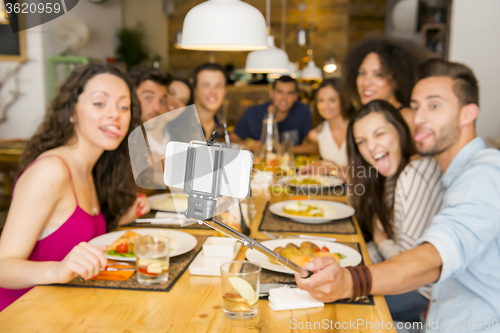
341, 36, 429, 119
19, 63, 142, 231
346, 100, 415, 240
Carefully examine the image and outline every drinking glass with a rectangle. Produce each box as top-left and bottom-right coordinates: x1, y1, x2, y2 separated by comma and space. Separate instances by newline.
220, 261, 261, 320
134, 235, 170, 285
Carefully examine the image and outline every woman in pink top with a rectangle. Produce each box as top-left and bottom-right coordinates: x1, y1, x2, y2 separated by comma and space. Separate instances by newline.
0, 64, 151, 312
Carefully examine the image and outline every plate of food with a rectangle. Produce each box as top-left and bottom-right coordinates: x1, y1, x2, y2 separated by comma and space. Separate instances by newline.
277, 176, 344, 189
148, 192, 189, 212
88, 228, 197, 261
148, 193, 233, 214
269, 200, 355, 223
245, 239, 362, 274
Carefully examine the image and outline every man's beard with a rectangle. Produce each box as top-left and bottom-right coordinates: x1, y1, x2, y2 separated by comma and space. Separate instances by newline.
417, 122, 460, 157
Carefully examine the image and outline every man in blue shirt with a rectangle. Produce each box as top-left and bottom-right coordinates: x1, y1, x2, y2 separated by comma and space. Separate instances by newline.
294, 59, 500, 332
230, 76, 312, 151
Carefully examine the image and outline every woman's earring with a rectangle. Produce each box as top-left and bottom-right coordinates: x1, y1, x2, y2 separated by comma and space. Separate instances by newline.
69, 116, 74, 123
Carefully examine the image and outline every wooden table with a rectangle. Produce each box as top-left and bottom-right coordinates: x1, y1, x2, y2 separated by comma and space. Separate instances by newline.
0, 193, 395, 332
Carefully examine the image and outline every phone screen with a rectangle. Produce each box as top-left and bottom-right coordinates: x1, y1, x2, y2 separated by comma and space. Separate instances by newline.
164, 142, 253, 199
190, 144, 217, 194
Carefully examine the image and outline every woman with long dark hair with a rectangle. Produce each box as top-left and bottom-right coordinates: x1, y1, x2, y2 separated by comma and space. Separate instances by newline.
166, 78, 194, 112
308, 78, 349, 166
346, 100, 442, 322
342, 36, 429, 132
0, 64, 150, 311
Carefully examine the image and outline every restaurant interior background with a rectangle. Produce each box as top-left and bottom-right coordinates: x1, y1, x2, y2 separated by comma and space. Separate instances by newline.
0, 0, 499, 228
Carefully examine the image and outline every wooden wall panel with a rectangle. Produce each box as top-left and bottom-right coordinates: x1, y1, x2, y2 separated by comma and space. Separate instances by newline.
348, 0, 386, 47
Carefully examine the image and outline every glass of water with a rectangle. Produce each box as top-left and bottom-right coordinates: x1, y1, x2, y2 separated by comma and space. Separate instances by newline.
220, 260, 261, 320
134, 235, 170, 285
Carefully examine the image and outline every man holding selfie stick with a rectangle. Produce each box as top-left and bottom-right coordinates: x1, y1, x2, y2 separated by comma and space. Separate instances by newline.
294, 59, 500, 331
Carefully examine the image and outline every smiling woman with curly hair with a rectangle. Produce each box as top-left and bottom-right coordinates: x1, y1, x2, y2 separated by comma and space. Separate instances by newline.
0, 64, 151, 312
342, 36, 430, 131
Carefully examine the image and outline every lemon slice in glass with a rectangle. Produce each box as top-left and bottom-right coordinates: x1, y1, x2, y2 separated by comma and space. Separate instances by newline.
228, 276, 258, 306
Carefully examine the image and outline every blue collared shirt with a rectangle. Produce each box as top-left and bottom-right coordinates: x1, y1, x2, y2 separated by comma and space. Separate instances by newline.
417, 138, 500, 332
232, 101, 312, 145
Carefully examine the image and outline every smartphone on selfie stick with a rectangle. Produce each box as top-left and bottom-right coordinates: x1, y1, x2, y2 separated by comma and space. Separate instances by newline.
163, 131, 313, 278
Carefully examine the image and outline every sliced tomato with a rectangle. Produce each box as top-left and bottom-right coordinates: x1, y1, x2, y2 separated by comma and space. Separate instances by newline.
116, 243, 129, 254
138, 267, 157, 276
321, 246, 330, 252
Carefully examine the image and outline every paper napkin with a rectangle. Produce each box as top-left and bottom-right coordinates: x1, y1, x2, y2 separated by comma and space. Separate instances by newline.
268, 285, 324, 311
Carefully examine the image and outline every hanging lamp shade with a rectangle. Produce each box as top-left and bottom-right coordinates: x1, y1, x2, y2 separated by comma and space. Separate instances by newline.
174, 31, 182, 49
288, 62, 299, 78
268, 61, 298, 79
301, 60, 323, 80
180, 0, 268, 51
245, 36, 290, 73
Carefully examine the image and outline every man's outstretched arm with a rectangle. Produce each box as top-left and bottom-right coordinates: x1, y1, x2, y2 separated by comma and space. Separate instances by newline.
371, 243, 441, 295
295, 243, 442, 302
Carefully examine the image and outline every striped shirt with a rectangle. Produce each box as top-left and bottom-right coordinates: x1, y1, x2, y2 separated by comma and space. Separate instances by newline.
368, 157, 443, 299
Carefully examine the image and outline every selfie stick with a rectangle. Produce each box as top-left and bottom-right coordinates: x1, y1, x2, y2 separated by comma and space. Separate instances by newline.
182, 132, 313, 279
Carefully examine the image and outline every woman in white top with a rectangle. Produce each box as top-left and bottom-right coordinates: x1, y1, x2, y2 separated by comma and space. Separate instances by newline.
347, 99, 443, 323
308, 79, 349, 166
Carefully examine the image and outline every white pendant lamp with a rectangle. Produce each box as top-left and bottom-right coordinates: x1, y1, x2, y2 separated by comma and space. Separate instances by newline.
180, 0, 268, 51
245, 36, 290, 73
301, 60, 323, 80
268, 61, 298, 79
289, 62, 299, 78
174, 31, 182, 49
245, 0, 289, 74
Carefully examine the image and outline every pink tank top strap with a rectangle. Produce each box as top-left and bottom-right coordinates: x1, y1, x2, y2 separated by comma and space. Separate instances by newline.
21, 155, 79, 205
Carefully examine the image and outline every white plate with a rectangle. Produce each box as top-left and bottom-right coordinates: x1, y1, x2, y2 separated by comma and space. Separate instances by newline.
88, 228, 197, 261
269, 200, 355, 223
148, 193, 233, 214
245, 239, 362, 274
148, 193, 188, 212
277, 176, 344, 189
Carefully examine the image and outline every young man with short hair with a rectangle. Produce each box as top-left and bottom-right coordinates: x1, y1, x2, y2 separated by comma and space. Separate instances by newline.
295, 59, 500, 331
231, 76, 312, 152
192, 63, 227, 141
129, 66, 172, 123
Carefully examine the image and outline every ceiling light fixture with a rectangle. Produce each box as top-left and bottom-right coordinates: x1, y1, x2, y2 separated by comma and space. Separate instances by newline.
268, 61, 298, 79
245, 0, 289, 74
323, 56, 338, 73
180, 0, 268, 51
301, 59, 322, 80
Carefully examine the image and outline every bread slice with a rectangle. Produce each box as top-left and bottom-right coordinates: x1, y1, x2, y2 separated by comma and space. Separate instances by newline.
108, 231, 142, 253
